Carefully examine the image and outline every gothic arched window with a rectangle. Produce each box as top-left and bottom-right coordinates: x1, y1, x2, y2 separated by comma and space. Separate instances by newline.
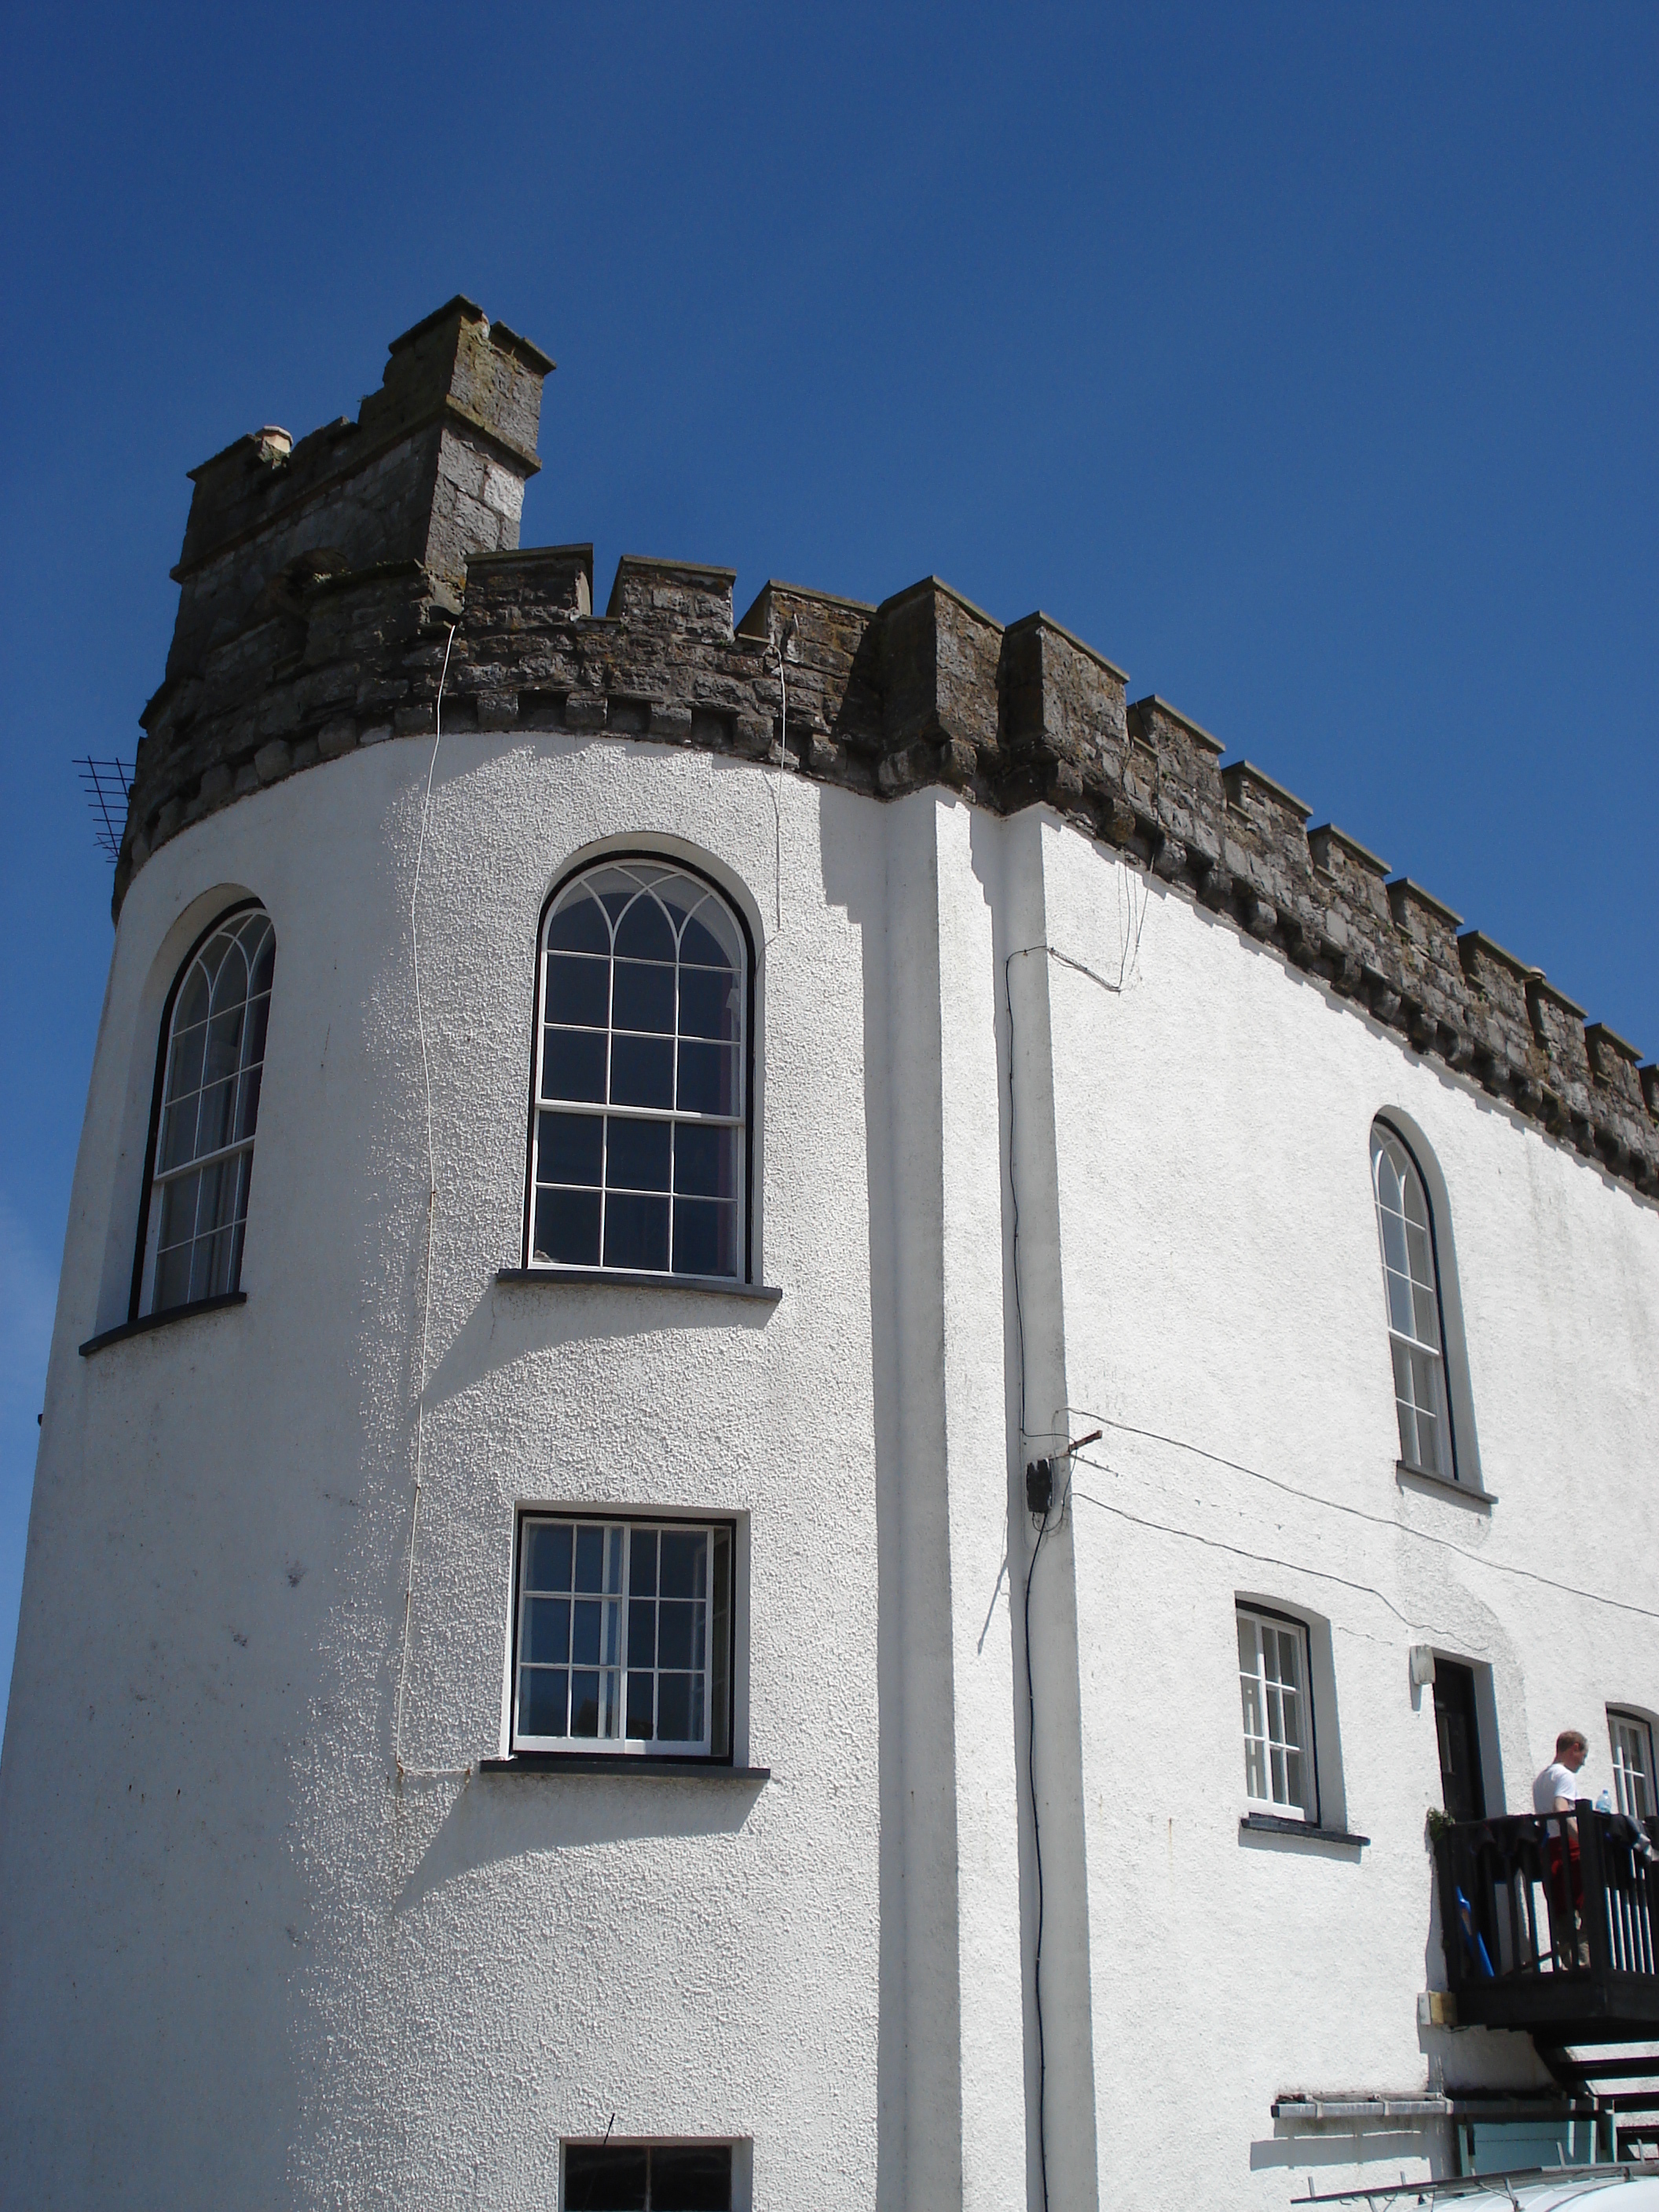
1369, 1119, 1454, 1479
529, 860, 750, 1281
137, 905, 277, 1317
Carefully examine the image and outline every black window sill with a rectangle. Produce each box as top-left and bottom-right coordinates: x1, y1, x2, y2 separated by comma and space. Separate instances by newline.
1241, 1812, 1370, 1848
1396, 1460, 1496, 1510
480, 1753, 770, 1781
496, 1267, 782, 1303
80, 1291, 247, 1358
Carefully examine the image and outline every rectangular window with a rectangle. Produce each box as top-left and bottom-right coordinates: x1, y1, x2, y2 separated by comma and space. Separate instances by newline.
1610, 1712, 1655, 1823
564, 2140, 732, 2210
515, 1514, 734, 1760
1237, 1605, 1315, 1820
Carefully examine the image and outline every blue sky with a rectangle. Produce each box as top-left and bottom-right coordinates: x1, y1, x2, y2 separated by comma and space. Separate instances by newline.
2, 2, 1654, 1716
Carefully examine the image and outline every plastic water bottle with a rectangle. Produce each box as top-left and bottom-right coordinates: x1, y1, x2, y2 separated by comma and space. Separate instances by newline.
1595, 1789, 1613, 1813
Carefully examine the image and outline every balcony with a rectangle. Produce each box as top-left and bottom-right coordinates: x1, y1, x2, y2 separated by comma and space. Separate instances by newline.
1434, 1804, 1659, 2044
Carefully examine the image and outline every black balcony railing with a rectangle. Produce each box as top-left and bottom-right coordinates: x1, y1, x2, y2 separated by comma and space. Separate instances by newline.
1434, 1804, 1659, 2042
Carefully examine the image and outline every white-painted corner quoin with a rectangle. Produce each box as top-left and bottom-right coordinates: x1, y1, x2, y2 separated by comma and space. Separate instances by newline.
2, 301, 1656, 2210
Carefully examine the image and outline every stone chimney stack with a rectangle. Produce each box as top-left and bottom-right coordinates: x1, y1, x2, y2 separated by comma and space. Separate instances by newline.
118, 299, 553, 915
164, 296, 552, 681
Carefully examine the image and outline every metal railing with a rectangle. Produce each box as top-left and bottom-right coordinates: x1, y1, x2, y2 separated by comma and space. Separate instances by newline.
1434, 1805, 1659, 2018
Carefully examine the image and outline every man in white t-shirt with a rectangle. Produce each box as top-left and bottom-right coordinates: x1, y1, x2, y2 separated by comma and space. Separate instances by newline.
1534, 1728, 1590, 1968
1534, 1729, 1590, 1823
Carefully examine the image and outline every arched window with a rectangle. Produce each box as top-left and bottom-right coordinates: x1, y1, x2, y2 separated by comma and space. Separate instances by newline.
137, 905, 276, 1317
529, 859, 749, 1280
1369, 1119, 1454, 1479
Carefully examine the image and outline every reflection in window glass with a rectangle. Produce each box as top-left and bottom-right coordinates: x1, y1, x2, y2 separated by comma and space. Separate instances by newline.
143, 908, 276, 1315
532, 862, 745, 1280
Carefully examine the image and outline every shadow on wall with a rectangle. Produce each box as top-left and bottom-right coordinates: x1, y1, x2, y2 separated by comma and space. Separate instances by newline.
1250, 2127, 1445, 2174
422, 1279, 779, 1409
393, 1770, 767, 1917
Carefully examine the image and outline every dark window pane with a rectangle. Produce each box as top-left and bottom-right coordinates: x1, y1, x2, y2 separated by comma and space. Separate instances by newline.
196, 1075, 237, 1155
612, 960, 675, 1035
524, 1596, 570, 1664
167, 1020, 207, 1108
679, 914, 734, 972
604, 1192, 670, 1272
611, 1036, 673, 1110
574, 1528, 606, 1592
629, 1527, 657, 1595
204, 1006, 245, 1086
626, 1671, 655, 1740
678, 969, 738, 1042
175, 970, 211, 1032
628, 1599, 657, 1668
607, 1118, 671, 1193
569, 1672, 601, 1737
672, 1199, 738, 1280
650, 2144, 733, 2211
657, 1675, 692, 1742
233, 1061, 264, 1143
526, 1522, 572, 1591
533, 1188, 600, 1266
572, 1599, 603, 1665
159, 1097, 199, 1174
614, 896, 675, 961
673, 1125, 734, 1200
542, 1029, 607, 1104
250, 934, 276, 998
676, 1042, 738, 1117
546, 894, 611, 955
657, 1601, 694, 1671
566, 2144, 649, 2211
539, 1112, 603, 1188
518, 1668, 567, 1738
154, 1240, 193, 1315
661, 1530, 705, 1600
544, 954, 610, 1029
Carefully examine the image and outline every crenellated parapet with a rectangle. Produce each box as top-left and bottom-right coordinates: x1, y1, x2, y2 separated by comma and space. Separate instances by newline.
119, 305, 1658, 1196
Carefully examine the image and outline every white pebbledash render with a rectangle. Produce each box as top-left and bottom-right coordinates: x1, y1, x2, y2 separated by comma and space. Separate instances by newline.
2, 302, 1657, 2212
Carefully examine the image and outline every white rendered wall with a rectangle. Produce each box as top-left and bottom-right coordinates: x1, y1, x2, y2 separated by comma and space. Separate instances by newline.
1, 732, 906, 2210
1035, 817, 1659, 2209
3, 742, 1655, 2212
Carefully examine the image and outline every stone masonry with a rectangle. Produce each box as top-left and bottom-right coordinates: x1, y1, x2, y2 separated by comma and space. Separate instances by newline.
119, 302, 1659, 1196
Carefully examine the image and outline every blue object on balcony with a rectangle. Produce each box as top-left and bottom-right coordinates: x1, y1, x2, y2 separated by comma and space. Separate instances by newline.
1456, 1884, 1496, 1977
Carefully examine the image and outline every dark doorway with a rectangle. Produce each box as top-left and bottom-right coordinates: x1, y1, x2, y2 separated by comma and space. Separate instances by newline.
1434, 1660, 1487, 1822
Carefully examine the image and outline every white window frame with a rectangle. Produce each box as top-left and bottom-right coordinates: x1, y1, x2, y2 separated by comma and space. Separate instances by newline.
1610, 1710, 1656, 1823
1370, 1119, 1456, 1481
1237, 1603, 1317, 1822
526, 857, 753, 1284
134, 902, 276, 1320
512, 1512, 736, 1761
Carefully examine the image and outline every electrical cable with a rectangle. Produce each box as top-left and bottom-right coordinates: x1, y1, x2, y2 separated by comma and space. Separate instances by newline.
1065, 1413, 1659, 1628
393, 623, 470, 1786
1023, 1480, 1053, 2212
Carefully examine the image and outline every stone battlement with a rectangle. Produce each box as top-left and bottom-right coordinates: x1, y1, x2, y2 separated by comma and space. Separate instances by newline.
119, 305, 1657, 1196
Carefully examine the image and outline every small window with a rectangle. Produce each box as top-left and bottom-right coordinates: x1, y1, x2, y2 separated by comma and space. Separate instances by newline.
1610, 1712, 1655, 1822
564, 2140, 732, 2210
1370, 1119, 1454, 1480
1237, 1605, 1315, 1821
529, 859, 750, 1280
136, 905, 276, 1317
514, 1514, 734, 1760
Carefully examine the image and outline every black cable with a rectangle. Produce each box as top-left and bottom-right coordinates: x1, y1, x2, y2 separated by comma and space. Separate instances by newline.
1023, 1488, 1053, 2212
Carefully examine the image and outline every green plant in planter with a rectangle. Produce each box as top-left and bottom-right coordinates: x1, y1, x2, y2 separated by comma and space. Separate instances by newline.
1425, 1806, 1456, 1844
